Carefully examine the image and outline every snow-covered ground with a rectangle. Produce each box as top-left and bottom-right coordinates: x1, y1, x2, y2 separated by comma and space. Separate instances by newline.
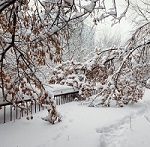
0, 89, 150, 147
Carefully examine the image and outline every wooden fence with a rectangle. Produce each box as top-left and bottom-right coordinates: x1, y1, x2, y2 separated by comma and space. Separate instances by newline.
0, 91, 79, 124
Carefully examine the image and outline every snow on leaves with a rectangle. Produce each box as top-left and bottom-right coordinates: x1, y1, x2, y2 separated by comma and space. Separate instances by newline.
49, 38, 149, 107
0, 0, 149, 120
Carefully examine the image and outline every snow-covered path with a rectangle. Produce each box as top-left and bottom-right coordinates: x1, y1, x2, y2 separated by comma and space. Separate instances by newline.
0, 89, 150, 147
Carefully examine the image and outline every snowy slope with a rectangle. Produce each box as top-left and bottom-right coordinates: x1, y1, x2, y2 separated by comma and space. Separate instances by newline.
0, 89, 150, 147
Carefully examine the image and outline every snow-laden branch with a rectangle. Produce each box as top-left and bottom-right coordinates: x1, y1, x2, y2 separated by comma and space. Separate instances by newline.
0, 0, 16, 13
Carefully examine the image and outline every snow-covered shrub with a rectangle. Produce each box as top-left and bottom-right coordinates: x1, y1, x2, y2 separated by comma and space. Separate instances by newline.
48, 60, 103, 100
49, 44, 148, 107
40, 92, 62, 124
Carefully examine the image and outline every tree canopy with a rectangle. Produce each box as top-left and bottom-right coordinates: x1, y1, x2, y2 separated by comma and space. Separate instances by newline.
0, 0, 150, 119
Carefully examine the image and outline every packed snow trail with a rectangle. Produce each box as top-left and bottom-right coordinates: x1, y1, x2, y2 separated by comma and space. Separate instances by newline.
0, 89, 150, 147
97, 89, 150, 147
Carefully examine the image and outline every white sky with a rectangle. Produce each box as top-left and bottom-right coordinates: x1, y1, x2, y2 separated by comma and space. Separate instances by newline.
84, 0, 136, 46
95, 18, 133, 45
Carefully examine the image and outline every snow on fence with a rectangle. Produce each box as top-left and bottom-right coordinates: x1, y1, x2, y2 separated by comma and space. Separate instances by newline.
0, 84, 79, 124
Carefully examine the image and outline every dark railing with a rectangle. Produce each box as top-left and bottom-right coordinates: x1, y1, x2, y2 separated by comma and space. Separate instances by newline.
0, 91, 79, 124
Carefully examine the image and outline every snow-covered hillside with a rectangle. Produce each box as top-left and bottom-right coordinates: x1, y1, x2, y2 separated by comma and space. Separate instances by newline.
0, 89, 150, 147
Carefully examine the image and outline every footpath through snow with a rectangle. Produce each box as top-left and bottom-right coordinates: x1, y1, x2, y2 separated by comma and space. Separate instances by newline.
0, 89, 150, 147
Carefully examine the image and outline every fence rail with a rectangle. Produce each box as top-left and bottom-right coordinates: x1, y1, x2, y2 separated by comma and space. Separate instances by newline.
0, 91, 79, 124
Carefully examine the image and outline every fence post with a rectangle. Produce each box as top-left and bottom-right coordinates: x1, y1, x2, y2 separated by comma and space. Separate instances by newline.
16, 106, 18, 119
26, 102, 29, 116
21, 108, 23, 117
39, 104, 41, 111
31, 102, 32, 115
10, 105, 12, 121
34, 100, 37, 113
4, 106, 6, 123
